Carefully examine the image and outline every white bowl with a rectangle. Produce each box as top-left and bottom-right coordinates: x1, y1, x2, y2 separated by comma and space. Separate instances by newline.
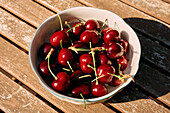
29, 7, 141, 104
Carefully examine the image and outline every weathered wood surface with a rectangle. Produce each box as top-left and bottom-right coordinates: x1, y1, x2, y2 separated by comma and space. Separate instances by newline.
0, 0, 55, 27
108, 85, 170, 113
0, 72, 57, 113
35, 0, 84, 13
0, 37, 115, 113
120, 0, 170, 24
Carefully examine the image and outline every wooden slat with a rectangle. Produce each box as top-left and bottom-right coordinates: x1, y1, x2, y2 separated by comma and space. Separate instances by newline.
120, 0, 170, 24
136, 62, 170, 106
0, 37, 115, 113
0, 0, 55, 27
0, 72, 57, 113
108, 85, 170, 113
35, 0, 84, 13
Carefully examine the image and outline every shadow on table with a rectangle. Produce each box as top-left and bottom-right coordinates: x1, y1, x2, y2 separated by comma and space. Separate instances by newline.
107, 18, 170, 103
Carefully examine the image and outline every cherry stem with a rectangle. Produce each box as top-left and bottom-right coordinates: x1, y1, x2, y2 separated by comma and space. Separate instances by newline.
68, 47, 90, 54
46, 48, 57, 80
89, 42, 92, 49
78, 75, 92, 79
67, 23, 83, 33
57, 14, 63, 31
100, 18, 108, 32
65, 21, 72, 31
108, 73, 124, 82
91, 51, 98, 85
67, 61, 76, 76
80, 93, 86, 109
62, 68, 71, 71
60, 40, 63, 49
91, 74, 105, 83
114, 22, 120, 32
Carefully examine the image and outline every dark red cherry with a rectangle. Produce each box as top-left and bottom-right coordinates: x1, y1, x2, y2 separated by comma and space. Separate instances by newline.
72, 22, 84, 36
58, 48, 74, 66
117, 55, 128, 71
79, 54, 93, 64
96, 52, 108, 65
50, 30, 69, 47
39, 61, 50, 75
97, 64, 115, 84
72, 84, 90, 97
106, 42, 124, 59
51, 72, 70, 92
80, 63, 93, 74
119, 39, 129, 54
39, 43, 53, 59
91, 83, 108, 97
103, 30, 120, 44
109, 77, 122, 86
72, 40, 86, 48
85, 19, 100, 30
71, 70, 83, 79
80, 30, 99, 44
101, 27, 112, 35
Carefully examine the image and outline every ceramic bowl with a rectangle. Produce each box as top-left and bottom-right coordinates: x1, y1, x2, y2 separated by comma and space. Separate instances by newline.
29, 7, 141, 104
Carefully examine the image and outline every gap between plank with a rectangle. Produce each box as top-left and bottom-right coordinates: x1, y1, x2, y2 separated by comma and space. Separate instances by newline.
0, 67, 64, 113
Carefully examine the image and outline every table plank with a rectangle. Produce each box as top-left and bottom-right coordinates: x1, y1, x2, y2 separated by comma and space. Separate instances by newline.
0, 37, 115, 113
108, 85, 170, 113
120, 0, 170, 24
0, 72, 57, 113
0, 0, 55, 27
34, 0, 84, 13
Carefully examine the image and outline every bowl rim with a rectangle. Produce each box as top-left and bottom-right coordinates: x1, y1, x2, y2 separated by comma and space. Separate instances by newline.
29, 7, 141, 103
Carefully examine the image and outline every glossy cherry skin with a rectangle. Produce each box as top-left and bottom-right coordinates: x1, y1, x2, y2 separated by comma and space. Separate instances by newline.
109, 77, 122, 86
72, 84, 90, 97
72, 40, 86, 48
117, 55, 128, 71
91, 83, 108, 97
80, 30, 99, 44
79, 54, 93, 64
80, 63, 94, 74
50, 30, 69, 47
58, 48, 74, 66
119, 39, 129, 54
51, 72, 70, 92
101, 27, 112, 35
85, 19, 100, 30
96, 52, 108, 65
39, 61, 50, 75
103, 30, 120, 44
72, 22, 84, 35
106, 42, 124, 59
97, 64, 115, 84
39, 43, 53, 59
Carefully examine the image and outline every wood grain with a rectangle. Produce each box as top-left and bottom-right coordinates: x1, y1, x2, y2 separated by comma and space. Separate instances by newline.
0, 72, 57, 113
0, 37, 115, 113
120, 0, 170, 24
108, 85, 170, 113
35, 0, 84, 13
0, 0, 55, 27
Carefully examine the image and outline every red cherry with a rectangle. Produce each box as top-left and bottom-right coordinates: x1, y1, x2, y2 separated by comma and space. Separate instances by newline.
97, 64, 115, 84
101, 27, 112, 35
72, 84, 90, 97
80, 63, 93, 74
51, 72, 70, 92
91, 83, 108, 97
50, 30, 69, 47
85, 19, 100, 30
63, 27, 71, 34
39, 43, 53, 59
39, 61, 50, 75
96, 52, 108, 65
79, 54, 93, 64
72, 40, 86, 48
109, 77, 122, 86
80, 30, 99, 44
58, 48, 74, 66
71, 70, 83, 79
117, 55, 128, 71
72, 22, 84, 35
103, 30, 120, 44
119, 39, 129, 54
106, 42, 124, 59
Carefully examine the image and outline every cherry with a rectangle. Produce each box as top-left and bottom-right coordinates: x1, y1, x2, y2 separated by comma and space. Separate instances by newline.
119, 39, 129, 54
72, 84, 90, 97
103, 30, 120, 44
85, 19, 100, 30
50, 30, 69, 47
117, 55, 127, 71
71, 70, 83, 79
51, 72, 70, 92
80, 63, 94, 74
91, 83, 108, 97
63, 27, 71, 34
106, 42, 124, 59
80, 30, 99, 44
58, 48, 74, 66
39, 43, 53, 59
101, 27, 112, 35
79, 54, 93, 64
72, 22, 84, 36
109, 77, 122, 86
97, 64, 115, 84
96, 52, 108, 65
39, 61, 50, 75
72, 40, 86, 48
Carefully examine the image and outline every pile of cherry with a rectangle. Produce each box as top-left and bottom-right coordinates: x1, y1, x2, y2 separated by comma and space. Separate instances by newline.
38, 15, 134, 106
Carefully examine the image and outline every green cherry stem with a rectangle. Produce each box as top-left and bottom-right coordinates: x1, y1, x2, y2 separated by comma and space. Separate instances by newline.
80, 93, 86, 109
78, 75, 92, 79
65, 21, 72, 31
91, 74, 105, 83
89, 41, 92, 49
67, 23, 83, 33
62, 68, 71, 71
67, 61, 76, 76
60, 40, 63, 49
57, 14, 63, 31
100, 18, 108, 32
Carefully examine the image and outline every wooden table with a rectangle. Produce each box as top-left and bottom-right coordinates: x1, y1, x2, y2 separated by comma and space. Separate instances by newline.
0, 0, 170, 112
